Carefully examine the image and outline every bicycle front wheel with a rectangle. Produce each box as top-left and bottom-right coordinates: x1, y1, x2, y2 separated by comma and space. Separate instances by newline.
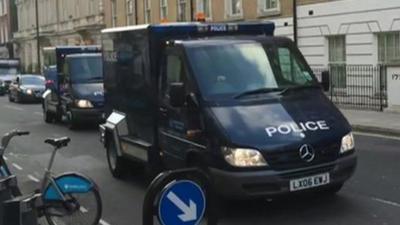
44, 187, 102, 225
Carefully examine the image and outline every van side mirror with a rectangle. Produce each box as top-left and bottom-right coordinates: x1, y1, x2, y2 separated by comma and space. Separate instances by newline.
169, 82, 185, 107
321, 71, 330, 92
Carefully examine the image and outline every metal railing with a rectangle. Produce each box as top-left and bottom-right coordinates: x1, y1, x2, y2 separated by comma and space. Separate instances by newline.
312, 65, 388, 111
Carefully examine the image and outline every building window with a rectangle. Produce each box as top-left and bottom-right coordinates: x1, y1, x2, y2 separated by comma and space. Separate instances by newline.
160, 0, 168, 21
328, 35, 346, 88
265, 0, 279, 10
225, 0, 242, 18
0, 0, 4, 16
144, 0, 151, 23
2, 0, 6, 15
4, 26, 8, 42
111, 0, 117, 27
196, 0, 211, 20
258, 0, 280, 16
126, 0, 135, 25
378, 32, 400, 65
0, 26, 3, 44
177, 0, 187, 22
89, 0, 95, 15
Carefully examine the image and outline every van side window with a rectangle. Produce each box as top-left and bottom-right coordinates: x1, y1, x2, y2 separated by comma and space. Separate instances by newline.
125, 52, 145, 92
133, 54, 144, 76
277, 48, 312, 85
163, 54, 186, 98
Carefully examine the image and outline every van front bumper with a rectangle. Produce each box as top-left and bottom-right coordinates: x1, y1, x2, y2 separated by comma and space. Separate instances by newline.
71, 108, 105, 123
209, 154, 357, 199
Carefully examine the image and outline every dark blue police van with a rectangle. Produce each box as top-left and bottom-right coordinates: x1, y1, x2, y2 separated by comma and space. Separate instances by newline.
42, 46, 104, 129
100, 22, 357, 199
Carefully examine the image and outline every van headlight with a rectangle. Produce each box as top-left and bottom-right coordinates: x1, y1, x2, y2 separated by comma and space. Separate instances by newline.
26, 89, 33, 95
340, 132, 355, 154
75, 99, 93, 108
222, 147, 268, 167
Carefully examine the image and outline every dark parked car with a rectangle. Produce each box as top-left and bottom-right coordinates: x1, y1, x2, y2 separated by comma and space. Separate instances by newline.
9, 75, 45, 103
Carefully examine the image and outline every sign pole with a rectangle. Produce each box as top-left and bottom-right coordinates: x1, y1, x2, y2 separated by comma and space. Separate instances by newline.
35, 0, 41, 74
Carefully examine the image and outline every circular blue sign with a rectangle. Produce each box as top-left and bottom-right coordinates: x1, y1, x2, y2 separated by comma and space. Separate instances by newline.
158, 180, 206, 225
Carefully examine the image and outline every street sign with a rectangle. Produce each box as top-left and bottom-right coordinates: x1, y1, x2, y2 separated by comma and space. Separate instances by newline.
158, 180, 206, 225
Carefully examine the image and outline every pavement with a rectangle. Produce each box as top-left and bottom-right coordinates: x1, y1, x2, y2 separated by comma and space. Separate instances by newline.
341, 109, 400, 137
0, 96, 400, 225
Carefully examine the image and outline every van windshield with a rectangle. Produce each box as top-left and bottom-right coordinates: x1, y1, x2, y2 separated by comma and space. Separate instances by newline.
0, 67, 18, 76
21, 76, 45, 86
68, 56, 103, 83
186, 42, 318, 100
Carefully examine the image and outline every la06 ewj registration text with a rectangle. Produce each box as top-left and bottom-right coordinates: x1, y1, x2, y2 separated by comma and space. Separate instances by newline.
290, 173, 330, 192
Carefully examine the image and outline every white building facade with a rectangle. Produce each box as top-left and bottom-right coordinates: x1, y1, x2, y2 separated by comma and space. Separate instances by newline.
272, 0, 400, 68
298, 0, 400, 68
13, 0, 105, 72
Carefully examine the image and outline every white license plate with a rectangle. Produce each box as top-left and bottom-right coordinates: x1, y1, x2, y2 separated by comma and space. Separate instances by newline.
290, 173, 330, 192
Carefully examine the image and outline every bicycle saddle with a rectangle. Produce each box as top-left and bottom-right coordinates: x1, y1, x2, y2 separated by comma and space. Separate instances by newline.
44, 137, 71, 148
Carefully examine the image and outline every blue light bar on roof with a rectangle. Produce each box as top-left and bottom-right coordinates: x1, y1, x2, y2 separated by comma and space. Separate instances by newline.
150, 22, 275, 37
0, 59, 20, 66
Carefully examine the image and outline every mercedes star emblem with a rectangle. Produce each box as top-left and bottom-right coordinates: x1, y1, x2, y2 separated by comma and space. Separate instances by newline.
299, 144, 315, 163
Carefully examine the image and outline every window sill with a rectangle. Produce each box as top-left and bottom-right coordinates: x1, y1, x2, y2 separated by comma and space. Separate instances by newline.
225, 14, 244, 21
258, 9, 281, 18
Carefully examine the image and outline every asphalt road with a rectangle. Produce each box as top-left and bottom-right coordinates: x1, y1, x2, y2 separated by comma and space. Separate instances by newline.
0, 96, 399, 225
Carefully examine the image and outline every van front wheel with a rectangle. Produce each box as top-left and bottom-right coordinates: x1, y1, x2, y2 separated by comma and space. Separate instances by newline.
66, 110, 78, 129
106, 138, 128, 179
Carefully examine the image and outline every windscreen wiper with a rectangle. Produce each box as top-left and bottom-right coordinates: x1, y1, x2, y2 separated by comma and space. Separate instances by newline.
234, 87, 283, 99
279, 85, 321, 95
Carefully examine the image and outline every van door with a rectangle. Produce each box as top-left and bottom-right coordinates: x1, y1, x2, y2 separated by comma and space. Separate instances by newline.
158, 48, 204, 169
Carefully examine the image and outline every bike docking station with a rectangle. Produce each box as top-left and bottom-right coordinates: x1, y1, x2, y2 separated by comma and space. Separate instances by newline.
0, 175, 42, 225
3, 192, 42, 225
143, 168, 218, 225
0, 175, 18, 224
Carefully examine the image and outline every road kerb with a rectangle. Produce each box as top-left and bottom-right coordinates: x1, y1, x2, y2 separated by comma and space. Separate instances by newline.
352, 124, 400, 137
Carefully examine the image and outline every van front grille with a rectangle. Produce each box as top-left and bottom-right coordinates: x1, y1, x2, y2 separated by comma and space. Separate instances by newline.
265, 143, 340, 171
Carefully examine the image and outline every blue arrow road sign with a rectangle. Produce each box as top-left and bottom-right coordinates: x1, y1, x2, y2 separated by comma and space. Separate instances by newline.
158, 180, 206, 225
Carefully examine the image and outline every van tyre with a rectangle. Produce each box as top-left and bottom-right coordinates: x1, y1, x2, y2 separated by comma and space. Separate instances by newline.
66, 110, 78, 130
107, 138, 128, 179
14, 94, 20, 103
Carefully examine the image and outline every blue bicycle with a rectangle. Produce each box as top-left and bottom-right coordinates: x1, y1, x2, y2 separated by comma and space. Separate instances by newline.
0, 129, 102, 225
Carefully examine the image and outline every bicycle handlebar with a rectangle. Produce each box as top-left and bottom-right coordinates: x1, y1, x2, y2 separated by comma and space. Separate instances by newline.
17, 131, 30, 136
0, 129, 30, 153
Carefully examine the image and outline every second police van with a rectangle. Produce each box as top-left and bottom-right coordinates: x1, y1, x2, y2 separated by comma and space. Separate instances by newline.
42, 46, 105, 129
100, 22, 357, 198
